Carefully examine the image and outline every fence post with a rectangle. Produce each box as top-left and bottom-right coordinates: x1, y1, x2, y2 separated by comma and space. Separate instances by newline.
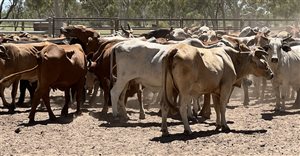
52, 17, 55, 37
180, 18, 183, 28
114, 18, 119, 32
47, 17, 52, 37
21, 22, 25, 31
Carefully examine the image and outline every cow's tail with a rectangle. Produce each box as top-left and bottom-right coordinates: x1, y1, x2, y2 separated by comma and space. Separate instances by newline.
162, 48, 179, 115
0, 65, 38, 84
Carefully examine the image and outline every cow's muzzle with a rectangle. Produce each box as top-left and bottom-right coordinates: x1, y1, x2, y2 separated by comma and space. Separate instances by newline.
271, 58, 278, 63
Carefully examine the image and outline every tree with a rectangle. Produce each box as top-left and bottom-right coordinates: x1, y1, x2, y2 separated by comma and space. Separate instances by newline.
0, 0, 19, 24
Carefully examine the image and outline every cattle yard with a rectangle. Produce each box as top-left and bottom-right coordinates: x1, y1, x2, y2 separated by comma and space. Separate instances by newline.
0, 87, 300, 155
1, 18, 300, 155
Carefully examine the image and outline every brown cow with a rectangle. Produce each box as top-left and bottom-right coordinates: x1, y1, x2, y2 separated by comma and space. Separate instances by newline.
0, 44, 87, 123
62, 25, 147, 119
60, 25, 100, 53
161, 44, 273, 136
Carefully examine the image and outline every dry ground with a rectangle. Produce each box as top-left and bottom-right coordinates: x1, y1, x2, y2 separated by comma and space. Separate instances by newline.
1, 86, 300, 155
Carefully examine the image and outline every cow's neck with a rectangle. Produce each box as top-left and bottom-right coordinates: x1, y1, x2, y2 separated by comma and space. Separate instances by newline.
225, 49, 252, 82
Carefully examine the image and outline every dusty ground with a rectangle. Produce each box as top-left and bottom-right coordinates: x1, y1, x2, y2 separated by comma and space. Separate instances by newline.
1, 86, 300, 156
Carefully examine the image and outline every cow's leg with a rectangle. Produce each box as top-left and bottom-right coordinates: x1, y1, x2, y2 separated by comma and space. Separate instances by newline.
61, 89, 71, 116
41, 89, 56, 121
161, 96, 170, 136
179, 94, 192, 135
212, 95, 221, 130
136, 84, 145, 119
101, 79, 110, 114
219, 86, 232, 132
199, 93, 211, 119
90, 80, 100, 105
260, 78, 267, 100
290, 87, 296, 99
117, 83, 130, 120
273, 84, 281, 111
253, 77, 259, 99
16, 80, 28, 106
6, 81, 19, 112
242, 78, 250, 106
28, 87, 49, 123
75, 81, 85, 115
192, 97, 200, 118
110, 79, 129, 119
0, 85, 9, 107
293, 89, 300, 108
281, 85, 288, 111
187, 100, 193, 119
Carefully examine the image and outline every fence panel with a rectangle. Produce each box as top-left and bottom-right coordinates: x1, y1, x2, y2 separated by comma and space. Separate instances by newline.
0, 18, 299, 36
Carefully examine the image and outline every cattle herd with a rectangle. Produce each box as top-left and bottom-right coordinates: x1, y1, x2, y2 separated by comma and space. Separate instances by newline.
1, 24, 300, 137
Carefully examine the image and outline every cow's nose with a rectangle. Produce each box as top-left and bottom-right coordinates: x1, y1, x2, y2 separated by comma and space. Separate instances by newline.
271, 58, 278, 63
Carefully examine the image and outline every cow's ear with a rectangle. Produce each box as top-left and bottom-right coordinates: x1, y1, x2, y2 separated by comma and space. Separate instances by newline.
254, 49, 268, 58
282, 45, 292, 52
0, 45, 10, 60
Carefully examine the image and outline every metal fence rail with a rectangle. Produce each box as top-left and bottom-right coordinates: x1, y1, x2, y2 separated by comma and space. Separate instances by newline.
0, 17, 299, 37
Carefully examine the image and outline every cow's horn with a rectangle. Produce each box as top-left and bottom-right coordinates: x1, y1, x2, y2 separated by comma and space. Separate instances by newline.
87, 59, 92, 67
283, 35, 292, 42
127, 24, 133, 32
120, 25, 127, 33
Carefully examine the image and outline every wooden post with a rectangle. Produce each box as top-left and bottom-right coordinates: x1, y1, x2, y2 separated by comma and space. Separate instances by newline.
180, 18, 183, 28
21, 22, 25, 31
52, 17, 55, 37
47, 17, 52, 37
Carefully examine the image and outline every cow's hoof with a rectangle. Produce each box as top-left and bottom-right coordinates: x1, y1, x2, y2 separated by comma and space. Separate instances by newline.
274, 107, 281, 112
120, 116, 130, 122
101, 108, 108, 114
139, 114, 146, 120
243, 103, 249, 106
8, 108, 15, 114
188, 117, 198, 123
49, 115, 57, 121
75, 110, 82, 116
183, 130, 192, 135
161, 130, 170, 137
198, 112, 211, 119
28, 119, 35, 125
61, 110, 68, 116
215, 125, 222, 131
221, 126, 231, 133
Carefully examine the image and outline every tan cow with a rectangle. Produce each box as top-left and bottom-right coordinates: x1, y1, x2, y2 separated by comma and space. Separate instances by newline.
0, 43, 87, 123
0, 42, 50, 111
161, 44, 273, 136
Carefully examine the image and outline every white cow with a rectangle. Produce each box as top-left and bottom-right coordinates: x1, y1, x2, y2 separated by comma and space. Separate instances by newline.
268, 37, 300, 110
110, 39, 172, 119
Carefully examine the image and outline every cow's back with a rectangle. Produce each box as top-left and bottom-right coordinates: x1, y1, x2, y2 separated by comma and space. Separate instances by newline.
114, 39, 169, 90
169, 44, 236, 96
0, 43, 40, 83
39, 44, 86, 90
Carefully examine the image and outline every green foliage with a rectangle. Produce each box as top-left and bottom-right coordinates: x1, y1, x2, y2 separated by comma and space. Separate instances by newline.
1, 0, 300, 20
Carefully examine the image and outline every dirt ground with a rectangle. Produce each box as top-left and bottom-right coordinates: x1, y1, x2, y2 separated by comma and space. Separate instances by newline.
1, 85, 300, 156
